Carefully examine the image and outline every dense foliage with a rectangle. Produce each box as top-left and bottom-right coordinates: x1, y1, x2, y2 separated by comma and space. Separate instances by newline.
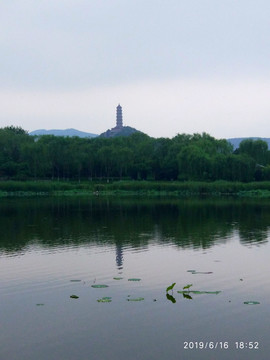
1, 126, 270, 182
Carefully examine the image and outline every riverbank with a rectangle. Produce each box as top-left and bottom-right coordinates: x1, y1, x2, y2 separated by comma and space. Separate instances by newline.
1, 180, 270, 198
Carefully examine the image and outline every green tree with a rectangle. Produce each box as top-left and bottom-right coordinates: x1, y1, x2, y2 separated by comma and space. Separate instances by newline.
239, 139, 268, 165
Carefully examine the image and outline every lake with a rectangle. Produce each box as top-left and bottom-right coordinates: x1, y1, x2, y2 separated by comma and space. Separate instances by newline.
1, 196, 270, 360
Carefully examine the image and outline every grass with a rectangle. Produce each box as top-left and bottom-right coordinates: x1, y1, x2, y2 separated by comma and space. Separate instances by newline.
0, 180, 94, 197
1, 179, 270, 197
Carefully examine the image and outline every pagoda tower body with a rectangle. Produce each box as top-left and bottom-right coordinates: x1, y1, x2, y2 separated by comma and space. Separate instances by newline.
116, 104, 123, 128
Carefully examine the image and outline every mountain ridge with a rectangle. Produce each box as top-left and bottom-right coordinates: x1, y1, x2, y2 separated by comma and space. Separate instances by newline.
29, 128, 98, 138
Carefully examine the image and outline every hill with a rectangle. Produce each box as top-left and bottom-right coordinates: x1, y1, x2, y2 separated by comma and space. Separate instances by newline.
29, 128, 98, 138
99, 126, 141, 138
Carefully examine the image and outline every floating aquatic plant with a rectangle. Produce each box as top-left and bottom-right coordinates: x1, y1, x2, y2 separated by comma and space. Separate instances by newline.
70, 280, 81, 282
91, 284, 109, 288
113, 277, 123, 280
192, 271, 213, 274
128, 278, 141, 282
36, 303, 45, 306
70, 295, 79, 299
166, 283, 176, 293
97, 297, 112, 303
178, 284, 221, 298
127, 297, 144, 301
177, 290, 221, 295
244, 301, 260, 305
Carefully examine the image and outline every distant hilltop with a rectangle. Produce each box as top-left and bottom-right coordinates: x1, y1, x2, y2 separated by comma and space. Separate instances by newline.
99, 104, 141, 138
99, 126, 140, 138
29, 128, 98, 138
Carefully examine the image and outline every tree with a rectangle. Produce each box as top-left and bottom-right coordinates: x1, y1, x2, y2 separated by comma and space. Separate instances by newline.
239, 139, 268, 166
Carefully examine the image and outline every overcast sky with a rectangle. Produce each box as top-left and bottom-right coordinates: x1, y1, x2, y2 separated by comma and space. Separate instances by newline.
1, 0, 270, 138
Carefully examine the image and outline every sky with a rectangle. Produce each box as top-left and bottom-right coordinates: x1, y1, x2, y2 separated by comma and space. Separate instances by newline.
1, 0, 270, 139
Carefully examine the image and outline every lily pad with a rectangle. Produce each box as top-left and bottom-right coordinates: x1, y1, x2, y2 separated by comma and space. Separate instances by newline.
70, 295, 79, 299
244, 301, 260, 305
70, 280, 81, 282
177, 290, 221, 295
128, 278, 141, 281
36, 303, 45, 306
97, 297, 112, 303
91, 284, 109, 288
113, 277, 123, 280
127, 297, 144, 301
187, 270, 213, 274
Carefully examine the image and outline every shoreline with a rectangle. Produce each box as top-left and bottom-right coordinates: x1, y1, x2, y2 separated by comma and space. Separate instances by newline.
1, 180, 270, 198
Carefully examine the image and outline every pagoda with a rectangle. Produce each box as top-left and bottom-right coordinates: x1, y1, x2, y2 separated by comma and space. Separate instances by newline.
115, 104, 123, 129
99, 104, 139, 137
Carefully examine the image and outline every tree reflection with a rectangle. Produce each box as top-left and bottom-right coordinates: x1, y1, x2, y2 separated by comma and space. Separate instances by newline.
0, 197, 270, 257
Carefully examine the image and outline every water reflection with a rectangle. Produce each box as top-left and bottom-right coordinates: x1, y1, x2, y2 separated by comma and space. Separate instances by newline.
116, 243, 123, 270
0, 197, 270, 259
166, 293, 176, 303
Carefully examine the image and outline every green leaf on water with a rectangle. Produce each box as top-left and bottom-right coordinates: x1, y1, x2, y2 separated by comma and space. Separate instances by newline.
36, 303, 45, 306
70, 280, 81, 282
97, 297, 112, 303
244, 301, 260, 305
91, 284, 109, 288
193, 271, 213, 274
177, 290, 221, 295
183, 284, 193, 290
70, 295, 79, 299
113, 277, 123, 280
166, 282, 176, 292
127, 297, 144, 301
128, 278, 141, 281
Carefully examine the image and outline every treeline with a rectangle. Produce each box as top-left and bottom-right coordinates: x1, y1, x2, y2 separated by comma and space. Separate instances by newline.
1, 126, 270, 182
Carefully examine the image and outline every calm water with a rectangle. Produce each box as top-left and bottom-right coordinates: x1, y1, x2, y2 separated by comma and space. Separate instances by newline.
1, 197, 270, 360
